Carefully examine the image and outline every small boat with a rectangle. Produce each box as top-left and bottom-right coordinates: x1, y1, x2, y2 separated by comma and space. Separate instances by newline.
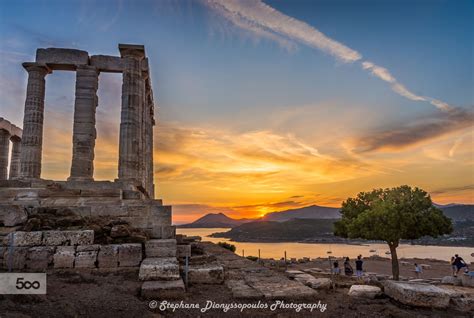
369, 249, 376, 253
385, 251, 391, 255
326, 251, 332, 254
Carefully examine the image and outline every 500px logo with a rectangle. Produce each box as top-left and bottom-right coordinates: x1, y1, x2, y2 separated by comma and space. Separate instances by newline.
0, 273, 47, 294
15, 277, 41, 290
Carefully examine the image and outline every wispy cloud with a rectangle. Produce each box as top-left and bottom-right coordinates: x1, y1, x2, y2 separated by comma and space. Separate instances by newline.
203, 0, 454, 112
352, 108, 474, 153
204, 0, 360, 62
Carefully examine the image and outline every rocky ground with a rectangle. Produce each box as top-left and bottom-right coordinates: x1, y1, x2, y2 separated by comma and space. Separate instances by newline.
0, 242, 472, 317
281, 255, 460, 280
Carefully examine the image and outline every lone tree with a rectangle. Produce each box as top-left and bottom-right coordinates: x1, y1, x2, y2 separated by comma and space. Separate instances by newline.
334, 185, 452, 280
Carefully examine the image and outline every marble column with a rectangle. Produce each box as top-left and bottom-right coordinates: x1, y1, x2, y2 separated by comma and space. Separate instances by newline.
118, 45, 145, 181
8, 136, 21, 179
0, 129, 10, 180
69, 65, 99, 181
145, 87, 155, 199
19, 63, 50, 179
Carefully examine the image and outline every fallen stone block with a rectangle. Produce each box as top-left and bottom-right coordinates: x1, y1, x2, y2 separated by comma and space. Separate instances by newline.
3, 231, 42, 246
245, 276, 317, 300
26, 246, 55, 270
145, 239, 176, 258
177, 244, 191, 258
461, 274, 474, 287
438, 285, 474, 313
0, 205, 28, 226
285, 270, 305, 278
309, 278, 332, 290
3, 246, 28, 270
226, 280, 264, 299
97, 245, 119, 268
75, 245, 99, 268
141, 279, 185, 299
348, 285, 382, 299
383, 281, 450, 309
118, 243, 142, 267
188, 264, 224, 284
54, 246, 75, 268
139, 257, 180, 281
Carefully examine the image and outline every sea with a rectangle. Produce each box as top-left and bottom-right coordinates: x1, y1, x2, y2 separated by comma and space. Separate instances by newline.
177, 228, 474, 263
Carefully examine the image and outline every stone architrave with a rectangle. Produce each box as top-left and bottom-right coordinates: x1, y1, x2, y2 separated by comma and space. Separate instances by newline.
118, 44, 145, 182
19, 63, 51, 179
69, 65, 99, 181
0, 129, 9, 180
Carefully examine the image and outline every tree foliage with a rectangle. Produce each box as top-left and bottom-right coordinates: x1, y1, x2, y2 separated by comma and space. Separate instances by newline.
334, 185, 453, 279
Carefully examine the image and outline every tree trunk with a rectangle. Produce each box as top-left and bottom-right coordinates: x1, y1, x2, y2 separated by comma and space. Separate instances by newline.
389, 243, 399, 280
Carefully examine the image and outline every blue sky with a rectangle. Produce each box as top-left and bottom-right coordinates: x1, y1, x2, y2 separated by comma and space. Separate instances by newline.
0, 0, 472, 222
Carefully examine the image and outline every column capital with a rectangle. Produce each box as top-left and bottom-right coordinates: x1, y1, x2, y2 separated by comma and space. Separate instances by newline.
10, 135, 21, 143
22, 62, 52, 74
119, 44, 145, 60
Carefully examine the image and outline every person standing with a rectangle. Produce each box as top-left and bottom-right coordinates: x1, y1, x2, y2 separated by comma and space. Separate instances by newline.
333, 259, 340, 275
355, 255, 364, 279
450, 256, 457, 276
414, 263, 423, 278
344, 257, 353, 276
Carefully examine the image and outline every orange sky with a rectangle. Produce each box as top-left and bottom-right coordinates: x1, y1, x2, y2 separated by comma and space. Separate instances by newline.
33, 105, 473, 224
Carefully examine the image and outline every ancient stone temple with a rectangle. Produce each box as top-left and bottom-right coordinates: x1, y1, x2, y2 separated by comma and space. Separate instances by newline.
0, 44, 174, 240
0, 118, 23, 181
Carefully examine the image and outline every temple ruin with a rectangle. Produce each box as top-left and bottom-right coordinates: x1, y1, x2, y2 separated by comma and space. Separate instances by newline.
0, 44, 226, 299
0, 44, 173, 237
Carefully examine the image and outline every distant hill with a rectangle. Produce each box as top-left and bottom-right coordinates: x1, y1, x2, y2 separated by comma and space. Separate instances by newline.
440, 205, 474, 221
211, 218, 338, 242
262, 205, 340, 222
178, 204, 473, 228
177, 213, 253, 228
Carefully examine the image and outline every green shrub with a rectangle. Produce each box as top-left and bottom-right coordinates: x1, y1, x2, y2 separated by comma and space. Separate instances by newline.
217, 241, 236, 252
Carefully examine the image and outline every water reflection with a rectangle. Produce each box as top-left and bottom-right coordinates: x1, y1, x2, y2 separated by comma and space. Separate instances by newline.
177, 228, 474, 262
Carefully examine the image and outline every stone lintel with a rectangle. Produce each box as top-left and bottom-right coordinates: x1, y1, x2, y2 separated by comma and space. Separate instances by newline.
0, 117, 22, 139
119, 43, 145, 59
90, 55, 123, 73
36, 48, 89, 71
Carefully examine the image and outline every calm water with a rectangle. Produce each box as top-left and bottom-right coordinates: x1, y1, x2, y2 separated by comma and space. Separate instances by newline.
177, 228, 474, 262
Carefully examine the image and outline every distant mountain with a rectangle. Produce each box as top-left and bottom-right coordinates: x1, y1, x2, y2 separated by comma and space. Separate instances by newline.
262, 205, 340, 222
211, 218, 338, 242
177, 213, 254, 228
439, 204, 474, 221
178, 203, 473, 228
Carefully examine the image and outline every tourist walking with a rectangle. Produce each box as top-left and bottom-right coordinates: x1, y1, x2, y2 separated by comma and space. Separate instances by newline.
355, 255, 364, 279
414, 263, 422, 278
344, 257, 353, 276
450, 256, 457, 276
453, 254, 467, 276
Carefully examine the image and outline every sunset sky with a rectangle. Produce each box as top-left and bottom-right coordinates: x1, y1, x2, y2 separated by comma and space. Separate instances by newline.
0, 0, 472, 223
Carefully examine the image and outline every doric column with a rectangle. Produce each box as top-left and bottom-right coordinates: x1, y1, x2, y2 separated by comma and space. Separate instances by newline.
8, 136, 21, 179
69, 65, 99, 181
19, 63, 50, 179
118, 44, 145, 181
146, 88, 155, 199
0, 129, 10, 180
